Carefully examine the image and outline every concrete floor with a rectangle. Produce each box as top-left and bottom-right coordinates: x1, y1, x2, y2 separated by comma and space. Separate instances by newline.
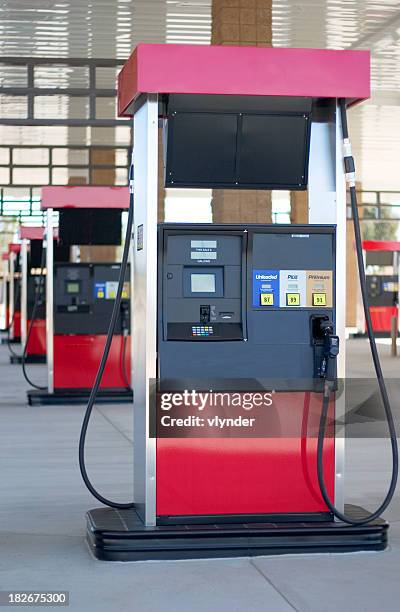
0, 338, 400, 611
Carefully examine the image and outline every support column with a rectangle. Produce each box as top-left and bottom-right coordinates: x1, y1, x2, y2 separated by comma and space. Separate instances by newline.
75, 148, 119, 263
46, 209, 54, 394
290, 191, 308, 224
158, 127, 166, 222
211, 0, 272, 223
9, 252, 15, 340
20, 240, 28, 348
212, 0, 272, 47
67, 92, 119, 262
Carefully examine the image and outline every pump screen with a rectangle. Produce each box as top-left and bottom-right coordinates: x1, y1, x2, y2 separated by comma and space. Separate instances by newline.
191, 273, 215, 293
66, 282, 80, 294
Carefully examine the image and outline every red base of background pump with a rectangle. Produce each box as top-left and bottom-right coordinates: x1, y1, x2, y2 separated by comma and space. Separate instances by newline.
27, 333, 132, 405
53, 334, 131, 390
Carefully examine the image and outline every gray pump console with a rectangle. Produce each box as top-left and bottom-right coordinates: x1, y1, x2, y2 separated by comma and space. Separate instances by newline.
158, 224, 335, 388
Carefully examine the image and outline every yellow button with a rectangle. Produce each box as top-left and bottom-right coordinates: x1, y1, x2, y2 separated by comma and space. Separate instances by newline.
260, 293, 274, 306
286, 293, 300, 306
97, 292, 104, 298
313, 292, 327, 306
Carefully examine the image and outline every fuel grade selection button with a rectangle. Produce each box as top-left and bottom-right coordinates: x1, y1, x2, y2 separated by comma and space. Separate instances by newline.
286, 293, 300, 306
260, 293, 274, 306
313, 292, 327, 306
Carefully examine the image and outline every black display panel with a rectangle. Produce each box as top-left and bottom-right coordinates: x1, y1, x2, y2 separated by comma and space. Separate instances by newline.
165, 94, 312, 190
31, 240, 69, 266
366, 251, 393, 267
29, 240, 43, 268
54, 244, 70, 263
238, 114, 308, 186
59, 209, 122, 246
167, 113, 238, 185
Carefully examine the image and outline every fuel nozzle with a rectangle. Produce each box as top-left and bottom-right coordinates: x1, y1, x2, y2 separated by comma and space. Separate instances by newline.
320, 320, 339, 381
120, 301, 129, 335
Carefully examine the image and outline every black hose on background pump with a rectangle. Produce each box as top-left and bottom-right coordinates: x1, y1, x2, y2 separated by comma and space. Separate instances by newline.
1, 261, 20, 336
1, 291, 18, 333
3, 305, 17, 334
21, 245, 47, 390
5, 281, 22, 357
317, 98, 399, 525
5, 245, 47, 389
120, 300, 131, 390
79, 171, 135, 509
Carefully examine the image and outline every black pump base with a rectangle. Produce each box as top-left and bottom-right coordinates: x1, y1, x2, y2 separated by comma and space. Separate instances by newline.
10, 354, 46, 365
1, 337, 20, 345
86, 504, 388, 562
27, 387, 133, 406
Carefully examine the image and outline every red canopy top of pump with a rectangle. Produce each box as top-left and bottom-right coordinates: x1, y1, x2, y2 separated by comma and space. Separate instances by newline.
40, 186, 130, 210
8, 243, 21, 254
19, 226, 44, 240
19, 226, 59, 240
118, 44, 370, 117
363, 240, 400, 252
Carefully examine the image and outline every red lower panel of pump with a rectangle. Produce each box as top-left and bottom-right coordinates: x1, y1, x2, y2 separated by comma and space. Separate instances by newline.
26, 319, 46, 356
369, 306, 397, 333
156, 392, 335, 517
53, 334, 131, 390
13, 311, 21, 339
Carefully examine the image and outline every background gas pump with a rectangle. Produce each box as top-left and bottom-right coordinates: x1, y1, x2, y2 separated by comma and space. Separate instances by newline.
4, 244, 22, 354
27, 186, 133, 406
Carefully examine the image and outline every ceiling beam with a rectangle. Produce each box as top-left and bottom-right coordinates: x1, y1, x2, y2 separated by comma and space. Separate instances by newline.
351, 12, 400, 50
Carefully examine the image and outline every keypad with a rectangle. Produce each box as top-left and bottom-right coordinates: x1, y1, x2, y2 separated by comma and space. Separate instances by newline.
192, 326, 214, 337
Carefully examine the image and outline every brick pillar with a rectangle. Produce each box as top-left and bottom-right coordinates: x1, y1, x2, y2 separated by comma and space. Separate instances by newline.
212, 0, 272, 47
290, 191, 308, 224
211, 0, 272, 223
90, 148, 115, 186
73, 148, 118, 262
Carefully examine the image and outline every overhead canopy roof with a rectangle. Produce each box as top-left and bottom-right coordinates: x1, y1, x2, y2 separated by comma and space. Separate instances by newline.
118, 44, 370, 117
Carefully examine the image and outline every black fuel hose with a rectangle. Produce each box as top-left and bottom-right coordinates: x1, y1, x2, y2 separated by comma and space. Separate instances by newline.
317, 98, 399, 525
79, 186, 134, 509
5, 281, 22, 356
21, 245, 47, 390
120, 332, 131, 390
1, 298, 17, 333
1, 272, 21, 334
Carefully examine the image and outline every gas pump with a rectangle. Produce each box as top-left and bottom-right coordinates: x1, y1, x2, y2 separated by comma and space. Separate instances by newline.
82, 45, 396, 560
0, 252, 10, 335
362, 240, 400, 334
11, 226, 49, 366
27, 186, 133, 406
4, 243, 22, 346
